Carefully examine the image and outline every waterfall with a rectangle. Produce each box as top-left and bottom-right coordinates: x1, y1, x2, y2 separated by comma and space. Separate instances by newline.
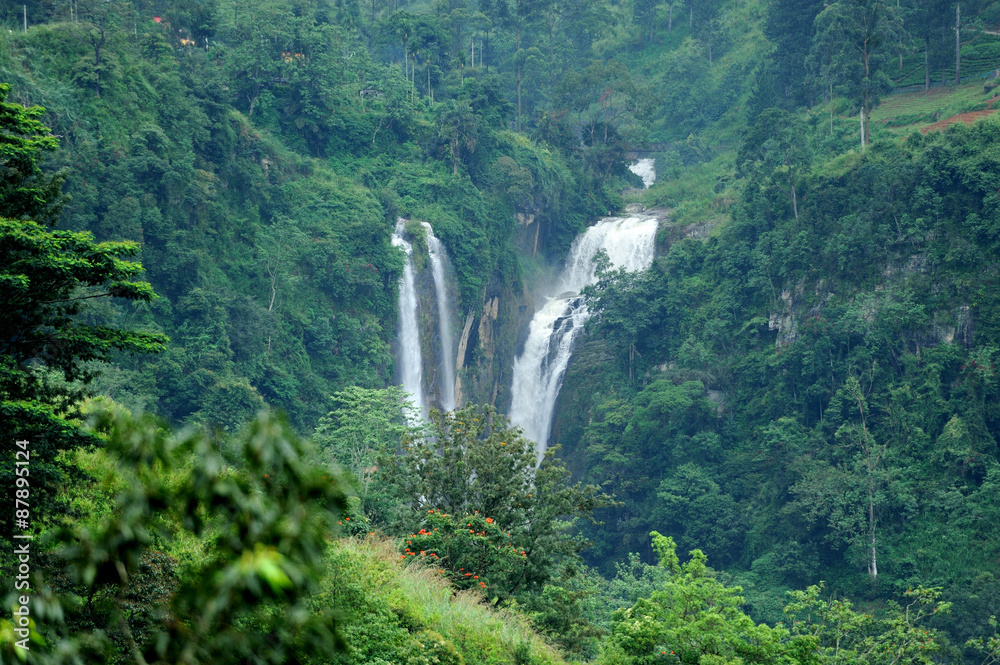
509, 214, 660, 452
391, 220, 426, 417
629, 158, 656, 189
422, 222, 457, 412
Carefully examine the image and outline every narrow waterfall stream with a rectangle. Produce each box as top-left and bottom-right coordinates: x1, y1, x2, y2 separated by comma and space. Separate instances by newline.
423, 222, 457, 412
391, 220, 426, 417
629, 158, 656, 189
510, 214, 660, 453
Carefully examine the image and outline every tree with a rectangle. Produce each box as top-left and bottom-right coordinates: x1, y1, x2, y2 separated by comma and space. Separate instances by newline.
436, 99, 479, 175
585, 255, 656, 381
385, 10, 416, 86
837, 376, 887, 582
811, 0, 903, 149
738, 108, 812, 222
912, 0, 953, 90
495, 0, 544, 132
382, 403, 614, 601
0, 83, 66, 224
634, 0, 662, 43
599, 532, 814, 665
690, 0, 722, 63
0, 89, 167, 541
0, 407, 348, 664
313, 386, 413, 525
764, 0, 825, 108
75, 0, 130, 98
785, 582, 951, 664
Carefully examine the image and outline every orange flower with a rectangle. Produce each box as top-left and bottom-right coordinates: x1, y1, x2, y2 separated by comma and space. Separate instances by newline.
485, 518, 494, 523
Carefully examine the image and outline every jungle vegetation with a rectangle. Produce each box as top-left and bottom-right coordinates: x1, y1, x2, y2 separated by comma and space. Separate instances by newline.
4, 0, 1000, 663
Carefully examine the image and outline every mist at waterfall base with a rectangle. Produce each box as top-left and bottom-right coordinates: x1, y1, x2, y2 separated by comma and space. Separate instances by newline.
509, 214, 660, 453
391, 219, 458, 420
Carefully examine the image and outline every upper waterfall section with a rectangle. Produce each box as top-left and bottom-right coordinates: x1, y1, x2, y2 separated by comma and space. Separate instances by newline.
509, 213, 661, 453
629, 158, 656, 189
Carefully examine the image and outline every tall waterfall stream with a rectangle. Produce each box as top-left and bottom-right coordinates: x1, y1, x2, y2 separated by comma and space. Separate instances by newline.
391, 219, 458, 418
391, 220, 426, 417
509, 214, 660, 453
424, 222, 457, 412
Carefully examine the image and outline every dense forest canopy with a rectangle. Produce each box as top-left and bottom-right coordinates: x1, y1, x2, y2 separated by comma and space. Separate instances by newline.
4, 0, 1000, 663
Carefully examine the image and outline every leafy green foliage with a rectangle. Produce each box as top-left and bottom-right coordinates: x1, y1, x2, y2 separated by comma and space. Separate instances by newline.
313, 385, 413, 526
0, 91, 166, 544
599, 532, 811, 665
404, 510, 528, 598
383, 403, 614, 603
317, 537, 568, 665
785, 583, 951, 664
569, 114, 1000, 648
0, 82, 65, 223
0, 407, 348, 664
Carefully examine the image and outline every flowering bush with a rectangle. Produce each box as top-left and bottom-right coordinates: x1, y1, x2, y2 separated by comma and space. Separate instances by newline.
403, 510, 529, 597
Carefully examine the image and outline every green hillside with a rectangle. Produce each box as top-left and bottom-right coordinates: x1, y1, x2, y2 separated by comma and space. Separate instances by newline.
5, 0, 1000, 663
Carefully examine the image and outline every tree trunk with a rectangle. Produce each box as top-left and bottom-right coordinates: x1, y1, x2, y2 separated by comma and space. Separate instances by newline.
516, 23, 522, 132
668, 2, 673, 32
868, 472, 877, 580
862, 51, 871, 148
925, 35, 930, 91
955, 3, 961, 85
790, 176, 798, 221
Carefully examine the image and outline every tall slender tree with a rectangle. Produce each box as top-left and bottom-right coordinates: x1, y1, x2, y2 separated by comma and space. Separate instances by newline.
812, 0, 903, 148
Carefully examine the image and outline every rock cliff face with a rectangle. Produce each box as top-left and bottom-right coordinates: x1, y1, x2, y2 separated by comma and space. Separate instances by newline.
455, 287, 534, 412
767, 279, 973, 353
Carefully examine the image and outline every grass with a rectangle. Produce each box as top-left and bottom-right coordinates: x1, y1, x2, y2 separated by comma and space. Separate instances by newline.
871, 79, 1000, 135
636, 152, 736, 229
320, 536, 569, 665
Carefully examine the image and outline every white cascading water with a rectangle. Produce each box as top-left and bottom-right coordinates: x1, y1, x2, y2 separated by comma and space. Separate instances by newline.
391, 220, 426, 417
422, 222, 457, 412
510, 214, 660, 452
629, 158, 656, 189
